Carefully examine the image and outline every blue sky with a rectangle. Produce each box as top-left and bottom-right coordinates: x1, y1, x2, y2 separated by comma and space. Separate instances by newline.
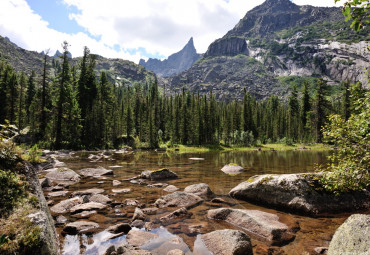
0, 0, 344, 63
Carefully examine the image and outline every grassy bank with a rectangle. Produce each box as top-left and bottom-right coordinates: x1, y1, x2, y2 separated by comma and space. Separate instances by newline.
166, 143, 332, 153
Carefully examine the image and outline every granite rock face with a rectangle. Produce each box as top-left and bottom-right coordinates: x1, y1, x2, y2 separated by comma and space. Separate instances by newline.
328, 214, 370, 255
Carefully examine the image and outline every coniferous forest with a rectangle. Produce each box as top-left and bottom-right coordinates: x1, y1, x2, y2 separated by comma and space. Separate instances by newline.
0, 41, 367, 150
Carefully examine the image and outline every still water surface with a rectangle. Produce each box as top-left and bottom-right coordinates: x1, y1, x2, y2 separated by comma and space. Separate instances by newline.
50, 150, 354, 255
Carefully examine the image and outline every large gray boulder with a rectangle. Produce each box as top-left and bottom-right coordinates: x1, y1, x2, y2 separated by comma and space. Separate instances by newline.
155, 191, 203, 209
229, 173, 370, 216
126, 229, 159, 247
184, 183, 214, 198
140, 168, 178, 181
221, 164, 245, 175
193, 229, 252, 255
69, 202, 107, 214
328, 214, 370, 255
63, 221, 99, 234
71, 188, 104, 197
45, 168, 80, 184
50, 197, 82, 214
208, 208, 296, 245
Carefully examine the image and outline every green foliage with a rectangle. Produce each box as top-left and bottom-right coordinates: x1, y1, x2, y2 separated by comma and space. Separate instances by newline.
0, 169, 26, 214
335, 0, 370, 31
27, 145, 42, 163
317, 87, 369, 194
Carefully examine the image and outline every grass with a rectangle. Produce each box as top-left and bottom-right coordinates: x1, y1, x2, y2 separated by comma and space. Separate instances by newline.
167, 143, 331, 153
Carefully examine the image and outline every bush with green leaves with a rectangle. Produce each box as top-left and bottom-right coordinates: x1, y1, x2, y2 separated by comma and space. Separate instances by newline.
0, 169, 26, 214
317, 88, 369, 194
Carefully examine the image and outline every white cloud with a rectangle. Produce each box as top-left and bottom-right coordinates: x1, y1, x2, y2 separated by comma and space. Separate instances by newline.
0, 0, 345, 63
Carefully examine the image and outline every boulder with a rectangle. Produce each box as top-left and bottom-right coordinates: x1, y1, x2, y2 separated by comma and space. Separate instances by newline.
147, 183, 168, 188
221, 164, 245, 175
45, 168, 80, 184
40, 177, 52, 188
106, 223, 131, 234
69, 202, 107, 214
142, 207, 158, 215
88, 194, 111, 204
167, 249, 185, 255
50, 197, 82, 214
63, 221, 99, 234
47, 190, 69, 198
140, 168, 178, 181
131, 220, 145, 228
155, 191, 203, 209
160, 207, 191, 224
229, 173, 370, 216
208, 208, 296, 245
79, 167, 113, 177
184, 183, 214, 198
55, 215, 68, 225
163, 185, 179, 192
328, 214, 370, 255
126, 229, 159, 247
112, 180, 121, 186
189, 158, 205, 161
132, 207, 146, 221
71, 188, 105, 197
72, 210, 97, 218
194, 229, 252, 255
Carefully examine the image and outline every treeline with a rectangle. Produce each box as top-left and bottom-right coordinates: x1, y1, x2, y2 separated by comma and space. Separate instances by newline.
0, 42, 367, 149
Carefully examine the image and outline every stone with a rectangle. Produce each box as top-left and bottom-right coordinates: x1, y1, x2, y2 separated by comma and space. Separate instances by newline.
314, 247, 328, 254
167, 249, 185, 255
50, 197, 82, 214
71, 188, 105, 197
79, 167, 113, 177
131, 220, 145, 228
163, 185, 179, 192
112, 188, 131, 194
328, 214, 370, 255
40, 177, 52, 188
123, 199, 139, 206
155, 191, 203, 209
184, 183, 214, 198
55, 215, 68, 225
189, 158, 205, 161
147, 183, 168, 188
47, 190, 69, 198
142, 207, 158, 215
126, 229, 159, 247
69, 202, 107, 214
105, 245, 116, 255
160, 207, 191, 224
106, 223, 131, 234
72, 210, 97, 218
221, 164, 245, 175
132, 207, 146, 221
113, 180, 121, 186
229, 173, 370, 216
45, 168, 80, 184
194, 229, 253, 255
63, 221, 99, 234
140, 168, 178, 181
88, 194, 111, 204
208, 208, 296, 245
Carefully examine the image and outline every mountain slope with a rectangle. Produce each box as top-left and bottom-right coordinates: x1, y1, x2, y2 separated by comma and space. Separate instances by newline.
139, 37, 201, 77
0, 35, 156, 85
166, 0, 369, 100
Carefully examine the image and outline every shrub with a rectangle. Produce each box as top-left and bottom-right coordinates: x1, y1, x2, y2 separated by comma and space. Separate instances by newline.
0, 169, 26, 214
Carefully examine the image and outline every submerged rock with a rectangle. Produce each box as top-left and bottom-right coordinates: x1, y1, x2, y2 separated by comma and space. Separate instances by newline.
79, 167, 113, 177
221, 164, 245, 175
63, 221, 99, 234
140, 168, 178, 181
71, 188, 104, 197
163, 185, 179, 192
112, 188, 131, 194
184, 183, 214, 198
229, 173, 370, 216
194, 229, 253, 255
208, 208, 296, 245
126, 229, 159, 247
160, 207, 191, 224
155, 191, 203, 209
88, 194, 111, 204
328, 214, 370, 255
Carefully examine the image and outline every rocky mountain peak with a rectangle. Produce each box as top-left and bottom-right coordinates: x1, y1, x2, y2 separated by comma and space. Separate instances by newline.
139, 37, 201, 77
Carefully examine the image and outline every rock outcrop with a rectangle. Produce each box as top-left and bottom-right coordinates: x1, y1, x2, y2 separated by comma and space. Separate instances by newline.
229, 173, 370, 216
328, 214, 370, 255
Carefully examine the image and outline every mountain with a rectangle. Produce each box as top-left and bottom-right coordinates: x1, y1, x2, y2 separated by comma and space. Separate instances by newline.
165, 0, 370, 100
0, 35, 156, 85
139, 37, 201, 77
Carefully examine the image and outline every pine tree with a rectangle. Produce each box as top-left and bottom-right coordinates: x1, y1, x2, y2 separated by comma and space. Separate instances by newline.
313, 78, 331, 143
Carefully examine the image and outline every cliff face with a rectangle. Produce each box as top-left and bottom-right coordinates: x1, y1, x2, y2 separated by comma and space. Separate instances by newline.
165, 0, 369, 100
139, 37, 201, 77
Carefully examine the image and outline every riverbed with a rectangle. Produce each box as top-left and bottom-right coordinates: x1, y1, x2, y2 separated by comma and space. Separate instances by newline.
43, 149, 357, 255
